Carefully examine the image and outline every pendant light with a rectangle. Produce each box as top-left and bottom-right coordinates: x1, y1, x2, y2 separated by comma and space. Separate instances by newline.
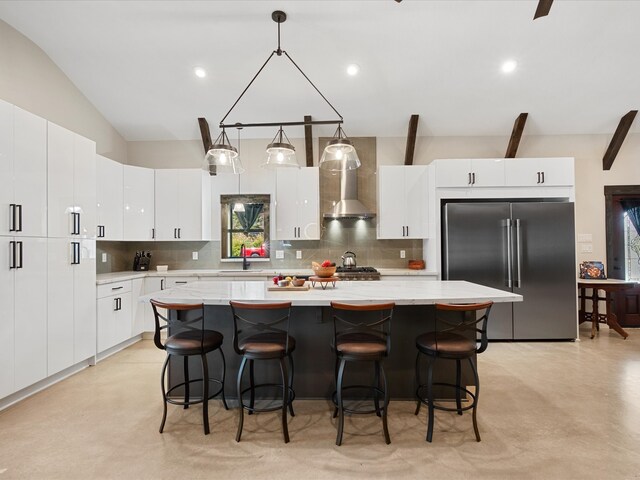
205, 10, 358, 171
319, 125, 361, 171
263, 126, 299, 168
203, 128, 245, 174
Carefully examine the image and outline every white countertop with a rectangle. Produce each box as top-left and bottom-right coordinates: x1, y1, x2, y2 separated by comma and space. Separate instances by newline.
96, 268, 439, 285
139, 279, 521, 306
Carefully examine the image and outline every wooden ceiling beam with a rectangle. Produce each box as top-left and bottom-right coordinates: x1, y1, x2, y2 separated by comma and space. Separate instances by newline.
505, 113, 528, 158
534, 0, 553, 20
304, 115, 313, 167
603, 110, 638, 171
198, 117, 216, 175
404, 114, 419, 166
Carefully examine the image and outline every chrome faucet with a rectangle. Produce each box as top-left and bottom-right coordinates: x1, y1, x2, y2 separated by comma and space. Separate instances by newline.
241, 244, 250, 271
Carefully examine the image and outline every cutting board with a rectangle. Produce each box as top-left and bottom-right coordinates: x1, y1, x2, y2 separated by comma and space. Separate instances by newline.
267, 285, 310, 291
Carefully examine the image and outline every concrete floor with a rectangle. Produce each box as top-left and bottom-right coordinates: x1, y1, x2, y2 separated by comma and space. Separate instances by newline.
1, 324, 639, 480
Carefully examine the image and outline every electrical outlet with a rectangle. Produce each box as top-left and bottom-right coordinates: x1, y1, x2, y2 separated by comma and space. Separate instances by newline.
296, 250, 302, 259
400, 250, 406, 259
192, 251, 198, 260
581, 244, 593, 253
101, 253, 107, 263
276, 250, 284, 259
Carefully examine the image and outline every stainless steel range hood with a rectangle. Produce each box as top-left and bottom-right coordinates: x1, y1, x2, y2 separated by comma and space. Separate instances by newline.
323, 168, 375, 219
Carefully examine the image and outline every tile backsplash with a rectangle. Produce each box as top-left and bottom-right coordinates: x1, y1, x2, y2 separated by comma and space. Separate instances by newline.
97, 137, 425, 274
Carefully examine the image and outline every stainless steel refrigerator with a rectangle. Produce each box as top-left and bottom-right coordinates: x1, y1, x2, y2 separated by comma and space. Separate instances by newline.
442, 201, 577, 340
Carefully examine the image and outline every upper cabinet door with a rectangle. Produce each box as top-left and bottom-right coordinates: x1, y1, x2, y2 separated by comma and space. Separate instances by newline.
536, 157, 574, 186
96, 155, 123, 240
73, 134, 96, 239
0, 100, 14, 237
404, 166, 429, 238
504, 157, 574, 187
48, 122, 75, 238
377, 166, 406, 239
297, 167, 320, 240
178, 169, 206, 241
123, 165, 155, 241
154, 169, 180, 240
13, 107, 47, 237
274, 168, 299, 240
471, 159, 505, 187
434, 159, 472, 187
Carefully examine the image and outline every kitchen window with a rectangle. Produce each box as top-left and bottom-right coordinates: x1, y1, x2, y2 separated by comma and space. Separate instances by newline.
220, 194, 270, 260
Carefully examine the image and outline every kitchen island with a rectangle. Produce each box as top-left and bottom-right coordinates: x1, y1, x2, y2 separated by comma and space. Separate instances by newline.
143, 280, 521, 399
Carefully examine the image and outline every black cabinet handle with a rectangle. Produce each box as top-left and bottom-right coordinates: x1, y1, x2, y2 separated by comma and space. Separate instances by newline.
468, 172, 472, 185
152, 228, 155, 239
175, 281, 188, 284
541, 171, 545, 184
178, 228, 181, 239
16, 241, 23, 269
111, 286, 123, 290
472, 172, 476, 185
17, 204, 23, 232
173, 228, 177, 239
71, 212, 81, 235
9, 204, 16, 232
71, 242, 81, 265
160, 279, 165, 290
536, 172, 540, 184
114, 297, 121, 311
406, 225, 409, 237
9, 241, 16, 269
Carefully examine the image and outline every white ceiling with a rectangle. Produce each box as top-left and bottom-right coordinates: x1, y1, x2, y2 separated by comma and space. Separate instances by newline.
1, 0, 639, 141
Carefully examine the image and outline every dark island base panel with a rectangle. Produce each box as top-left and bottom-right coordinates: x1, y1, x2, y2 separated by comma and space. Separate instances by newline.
167, 305, 475, 401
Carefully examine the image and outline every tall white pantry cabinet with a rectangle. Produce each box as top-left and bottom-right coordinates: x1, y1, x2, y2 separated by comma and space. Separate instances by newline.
0, 98, 98, 402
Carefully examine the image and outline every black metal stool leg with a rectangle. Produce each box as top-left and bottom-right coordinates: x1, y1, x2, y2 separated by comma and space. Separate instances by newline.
219, 348, 229, 410
455, 359, 463, 415
288, 354, 295, 417
236, 356, 247, 442
183, 356, 190, 410
279, 357, 290, 444
414, 351, 422, 415
380, 361, 391, 445
201, 354, 210, 435
336, 357, 347, 446
469, 356, 481, 442
374, 361, 381, 417
159, 354, 170, 433
426, 356, 435, 443
333, 356, 340, 418
248, 359, 255, 415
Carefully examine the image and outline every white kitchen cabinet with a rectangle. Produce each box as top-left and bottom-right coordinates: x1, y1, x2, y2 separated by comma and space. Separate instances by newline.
123, 165, 155, 241
435, 159, 505, 187
142, 276, 165, 332
504, 157, 574, 187
13, 237, 48, 392
377, 165, 430, 239
0, 102, 48, 238
274, 167, 320, 240
97, 282, 132, 353
155, 169, 211, 241
96, 155, 123, 240
47, 122, 97, 239
47, 238, 96, 375
0, 236, 15, 398
131, 278, 145, 336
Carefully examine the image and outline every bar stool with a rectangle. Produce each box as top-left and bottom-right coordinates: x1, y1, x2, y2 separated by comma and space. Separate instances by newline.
330, 301, 395, 446
229, 301, 296, 443
414, 301, 493, 442
150, 300, 228, 435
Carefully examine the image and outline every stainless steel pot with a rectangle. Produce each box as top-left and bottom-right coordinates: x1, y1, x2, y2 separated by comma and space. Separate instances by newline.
341, 251, 357, 268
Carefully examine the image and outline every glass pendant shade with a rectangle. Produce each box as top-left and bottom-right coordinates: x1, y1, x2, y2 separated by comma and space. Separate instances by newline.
319, 126, 360, 171
202, 129, 245, 174
262, 127, 299, 168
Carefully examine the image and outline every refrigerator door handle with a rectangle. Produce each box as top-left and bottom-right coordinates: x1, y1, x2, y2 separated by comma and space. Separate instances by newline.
515, 218, 522, 288
505, 219, 513, 288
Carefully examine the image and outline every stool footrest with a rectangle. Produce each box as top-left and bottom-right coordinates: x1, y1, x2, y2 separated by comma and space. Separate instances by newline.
166, 378, 225, 407
416, 382, 476, 412
332, 385, 387, 415
239, 383, 295, 413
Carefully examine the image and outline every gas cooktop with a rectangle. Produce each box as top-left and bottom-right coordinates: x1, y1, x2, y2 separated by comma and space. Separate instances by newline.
335, 266, 381, 280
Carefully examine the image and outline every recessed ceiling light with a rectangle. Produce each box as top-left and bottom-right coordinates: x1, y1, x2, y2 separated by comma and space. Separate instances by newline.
501, 60, 518, 74
346, 64, 360, 76
194, 67, 207, 78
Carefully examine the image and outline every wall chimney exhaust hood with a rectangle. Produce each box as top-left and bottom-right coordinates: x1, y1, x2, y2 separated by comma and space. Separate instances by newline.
323, 168, 375, 219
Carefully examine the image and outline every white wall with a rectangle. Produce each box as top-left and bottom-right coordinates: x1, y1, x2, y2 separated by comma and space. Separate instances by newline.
0, 19, 127, 162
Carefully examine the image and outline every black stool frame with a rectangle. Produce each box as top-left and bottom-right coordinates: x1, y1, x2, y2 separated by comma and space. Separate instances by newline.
330, 302, 395, 446
415, 301, 493, 442
230, 301, 295, 443
151, 300, 228, 435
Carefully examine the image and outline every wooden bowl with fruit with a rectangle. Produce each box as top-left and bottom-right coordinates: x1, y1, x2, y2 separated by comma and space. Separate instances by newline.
312, 260, 337, 278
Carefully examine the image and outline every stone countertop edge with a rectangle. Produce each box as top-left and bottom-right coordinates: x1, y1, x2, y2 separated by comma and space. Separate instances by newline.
96, 268, 440, 285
